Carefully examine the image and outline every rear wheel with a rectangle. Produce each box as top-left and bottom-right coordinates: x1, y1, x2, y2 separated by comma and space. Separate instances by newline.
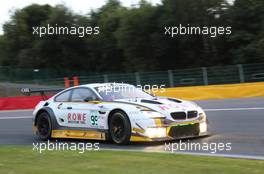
36, 112, 52, 140
109, 111, 131, 144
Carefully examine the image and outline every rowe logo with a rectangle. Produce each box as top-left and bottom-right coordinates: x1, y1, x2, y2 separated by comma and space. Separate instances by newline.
67, 113, 87, 124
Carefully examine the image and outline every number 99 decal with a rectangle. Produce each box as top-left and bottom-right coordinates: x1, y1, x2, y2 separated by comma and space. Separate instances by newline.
91, 115, 98, 126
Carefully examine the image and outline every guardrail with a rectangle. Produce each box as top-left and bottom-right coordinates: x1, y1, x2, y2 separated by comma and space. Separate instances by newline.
0, 63, 264, 88
78, 63, 264, 86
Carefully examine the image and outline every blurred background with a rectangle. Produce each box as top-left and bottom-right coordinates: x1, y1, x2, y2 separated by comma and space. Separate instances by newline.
0, 0, 263, 96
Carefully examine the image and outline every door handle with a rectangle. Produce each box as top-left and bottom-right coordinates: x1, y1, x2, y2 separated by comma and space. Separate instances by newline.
67, 107, 72, 110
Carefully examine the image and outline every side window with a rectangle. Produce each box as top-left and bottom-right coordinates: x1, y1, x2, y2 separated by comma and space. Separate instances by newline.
71, 88, 97, 102
55, 90, 72, 102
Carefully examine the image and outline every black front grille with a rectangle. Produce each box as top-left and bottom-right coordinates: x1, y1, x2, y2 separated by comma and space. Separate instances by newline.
187, 111, 198, 119
170, 112, 186, 120
168, 123, 199, 138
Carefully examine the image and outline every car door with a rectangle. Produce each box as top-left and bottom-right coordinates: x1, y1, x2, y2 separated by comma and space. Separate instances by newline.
66, 87, 106, 129
52, 89, 74, 127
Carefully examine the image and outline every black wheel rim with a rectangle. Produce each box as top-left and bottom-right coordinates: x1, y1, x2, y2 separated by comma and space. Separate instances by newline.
38, 117, 50, 137
111, 116, 125, 141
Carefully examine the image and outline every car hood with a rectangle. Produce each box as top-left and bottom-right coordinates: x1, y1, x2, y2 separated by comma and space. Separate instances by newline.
113, 97, 199, 115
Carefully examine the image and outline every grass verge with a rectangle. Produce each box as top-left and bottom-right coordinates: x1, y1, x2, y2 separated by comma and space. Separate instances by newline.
0, 146, 263, 174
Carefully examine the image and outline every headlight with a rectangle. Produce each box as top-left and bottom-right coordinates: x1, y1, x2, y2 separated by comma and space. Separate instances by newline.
145, 127, 167, 138
198, 112, 206, 121
199, 122, 207, 133
142, 111, 165, 118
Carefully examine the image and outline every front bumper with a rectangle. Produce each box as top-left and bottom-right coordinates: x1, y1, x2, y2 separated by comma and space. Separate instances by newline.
130, 121, 209, 142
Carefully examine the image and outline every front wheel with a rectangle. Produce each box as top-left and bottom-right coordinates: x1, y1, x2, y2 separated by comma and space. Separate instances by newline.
109, 111, 131, 144
36, 112, 52, 140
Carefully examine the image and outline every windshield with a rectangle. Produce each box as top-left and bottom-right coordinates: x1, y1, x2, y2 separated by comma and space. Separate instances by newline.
95, 85, 153, 101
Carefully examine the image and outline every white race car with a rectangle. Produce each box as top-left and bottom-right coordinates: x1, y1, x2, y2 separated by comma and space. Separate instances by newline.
23, 83, 208, 144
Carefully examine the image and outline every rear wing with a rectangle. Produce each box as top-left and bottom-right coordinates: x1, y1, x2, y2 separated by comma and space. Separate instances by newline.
21, 88, 64, 100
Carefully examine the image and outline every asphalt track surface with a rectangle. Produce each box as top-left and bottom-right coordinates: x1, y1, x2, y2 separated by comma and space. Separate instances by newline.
0, 97, 264, 159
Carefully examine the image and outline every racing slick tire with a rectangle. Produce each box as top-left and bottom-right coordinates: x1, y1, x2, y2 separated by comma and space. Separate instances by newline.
109, 111, 131, 145
36, 112, 52, 140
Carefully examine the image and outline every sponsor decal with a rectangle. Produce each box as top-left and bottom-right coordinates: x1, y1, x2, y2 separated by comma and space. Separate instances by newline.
91, 115, 98, 126
67, 113, 87, 124
57, 103, 63, 109
90, 110, 104, 129
129, 111, 140, 115
158, 103, 182, 110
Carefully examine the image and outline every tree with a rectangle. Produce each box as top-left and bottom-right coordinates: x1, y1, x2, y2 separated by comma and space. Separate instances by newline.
3, 4, 53, 67
0, 0, 262, 75
33, 5, 91, 69
116, 0, 160, 72
89, 0, 126, 72
157, 0, 231, 69
228, 0, 264, 63
0, 35, 7, 65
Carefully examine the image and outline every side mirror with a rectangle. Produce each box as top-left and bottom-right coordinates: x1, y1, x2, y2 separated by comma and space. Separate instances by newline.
84, 96, 95, 102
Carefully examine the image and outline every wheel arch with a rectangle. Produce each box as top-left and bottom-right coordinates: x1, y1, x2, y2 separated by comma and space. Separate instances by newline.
34, 107, 58, 128
107, 108, 131, 128
107, 108, 132, 144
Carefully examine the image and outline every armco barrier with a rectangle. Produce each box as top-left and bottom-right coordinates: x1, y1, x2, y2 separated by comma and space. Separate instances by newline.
0, 96, 44, 110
